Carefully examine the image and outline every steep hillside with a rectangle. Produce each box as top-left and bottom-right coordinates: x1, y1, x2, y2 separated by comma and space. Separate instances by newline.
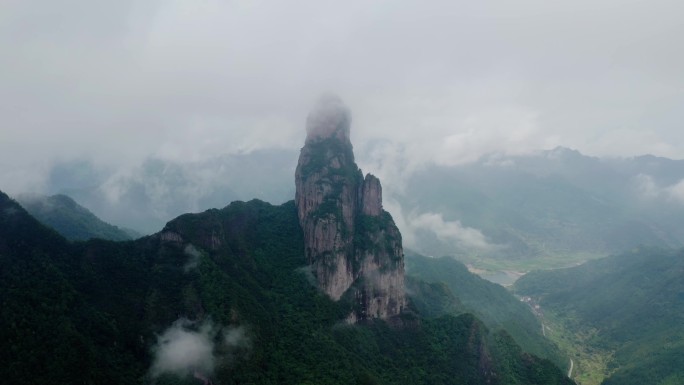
0, 191, 146, 384
16, 193, 138, 241
406, 253, 567, 370
0, 191, 572, 384
514, 247, 684, 385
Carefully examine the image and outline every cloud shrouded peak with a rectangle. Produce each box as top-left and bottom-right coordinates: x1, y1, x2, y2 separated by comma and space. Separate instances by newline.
305, 94, 352, 144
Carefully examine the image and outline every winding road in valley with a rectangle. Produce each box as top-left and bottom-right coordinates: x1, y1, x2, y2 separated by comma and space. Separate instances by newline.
521, 296, 575, 380
568, 359, 574, 378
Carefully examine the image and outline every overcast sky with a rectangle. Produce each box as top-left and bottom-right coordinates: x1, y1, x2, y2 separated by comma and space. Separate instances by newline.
2, 0, 683, 194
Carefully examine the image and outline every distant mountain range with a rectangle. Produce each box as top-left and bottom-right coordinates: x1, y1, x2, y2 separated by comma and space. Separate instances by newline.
39, 147, 684, 272
43, 149, 297, 234
396, 147, 684, 269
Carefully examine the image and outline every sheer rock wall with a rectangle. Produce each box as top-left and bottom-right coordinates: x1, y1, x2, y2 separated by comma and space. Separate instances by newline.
295, 96, 405, 322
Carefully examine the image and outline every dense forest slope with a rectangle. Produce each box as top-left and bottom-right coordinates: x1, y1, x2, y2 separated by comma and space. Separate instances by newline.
0, 191, 571, 384
514, 247, 684, 385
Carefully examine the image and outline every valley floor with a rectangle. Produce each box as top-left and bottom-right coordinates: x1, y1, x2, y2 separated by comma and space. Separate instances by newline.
521, 297, 615, 385
462, 251, 605, 279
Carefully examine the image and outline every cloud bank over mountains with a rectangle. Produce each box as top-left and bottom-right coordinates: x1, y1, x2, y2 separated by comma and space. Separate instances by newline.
2, 0, 684, 195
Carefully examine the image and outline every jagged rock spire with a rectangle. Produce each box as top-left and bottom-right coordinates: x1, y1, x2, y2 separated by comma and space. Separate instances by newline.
295, 95, 405, 322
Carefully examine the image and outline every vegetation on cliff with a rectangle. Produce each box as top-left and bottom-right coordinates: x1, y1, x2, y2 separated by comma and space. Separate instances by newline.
294, 96, 406, 319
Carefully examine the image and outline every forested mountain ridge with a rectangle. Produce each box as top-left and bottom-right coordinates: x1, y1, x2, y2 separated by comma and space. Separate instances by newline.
514, 247, 684, 384
16, 193, 138, 241
0, 190, 572, 384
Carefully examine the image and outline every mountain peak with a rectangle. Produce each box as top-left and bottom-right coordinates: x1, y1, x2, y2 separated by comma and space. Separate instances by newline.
305, 94, 351, 144
545, 146, 582, 159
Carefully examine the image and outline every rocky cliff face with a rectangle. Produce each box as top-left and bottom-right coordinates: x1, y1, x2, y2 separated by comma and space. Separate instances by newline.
295, 95, 405, 322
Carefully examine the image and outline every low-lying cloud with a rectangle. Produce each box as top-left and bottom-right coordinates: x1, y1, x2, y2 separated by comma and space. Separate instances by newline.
667, 180, 684, 203
408, 212, 495, 251
150, 319, 215, 379
183, 244, 202, 272
634, 174, 684, 204
149, 318, 250, 381
380, 197, 498, 257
